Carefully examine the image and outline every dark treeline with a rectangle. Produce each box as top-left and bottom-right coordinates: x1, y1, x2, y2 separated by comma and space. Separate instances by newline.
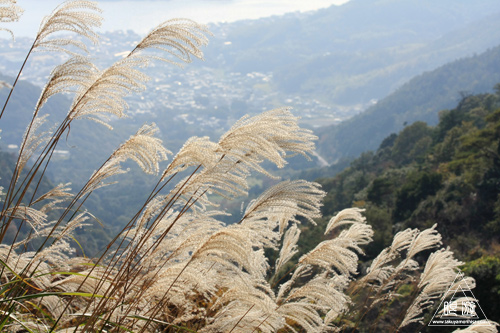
296, 87, 500, 325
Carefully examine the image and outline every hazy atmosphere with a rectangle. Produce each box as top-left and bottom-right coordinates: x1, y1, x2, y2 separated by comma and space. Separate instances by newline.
7, 0, 350, 37
1, 0, 500, 331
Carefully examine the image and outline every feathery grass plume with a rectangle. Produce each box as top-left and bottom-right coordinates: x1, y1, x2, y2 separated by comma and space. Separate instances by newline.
5, 205, 47, 231
148, 210, 225, 258
17, 114, 52, 179
275, 224, 300, 273
67, 56, 150, 128
406, 223, 442, 259
34, 0, 102, 54
2, 2, 499, 332
358, 228, 419, 287
130, 18, 210, 66
36, 56, 98, 112
141, 260, 220, 322
399, 248, 467, 328
241, 180, 325, 233
418, 248, 465, 297
81, 159, 128, 195
277, 301, 324, 332
0, 0, 24, 39
0, 0, 23, 22
325, 207, 366, 234
298, 236, 361, 276
298, 213, 372, 276
107, 123, 170, 175
53, 210, 92, 241
161, 136, 220, 180
338, 222, 373, 246
218, 107, 316, 177
33, 182, 73, 213
33, 183, 73, 206
205, 277, 281, 333
83, 123, 169, 195
190, 224, 269, 278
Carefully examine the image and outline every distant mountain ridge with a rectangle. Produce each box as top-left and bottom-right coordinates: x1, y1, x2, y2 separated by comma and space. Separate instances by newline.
203, 0, 500, 108
316, 45, 500, 163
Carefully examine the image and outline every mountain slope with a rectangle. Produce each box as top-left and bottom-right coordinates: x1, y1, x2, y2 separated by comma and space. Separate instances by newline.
203, 0, 500, 108
316, 45, 500, 162
308, 90, 500, 324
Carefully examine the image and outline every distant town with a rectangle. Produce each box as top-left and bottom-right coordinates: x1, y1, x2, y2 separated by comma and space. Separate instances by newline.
0, 30, 374, 133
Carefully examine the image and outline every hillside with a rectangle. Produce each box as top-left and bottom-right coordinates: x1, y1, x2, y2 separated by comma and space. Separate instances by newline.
300, 89, 500, 325
316, 45, 500, 163
2, 0, 500, 130
203, 0, 500, 108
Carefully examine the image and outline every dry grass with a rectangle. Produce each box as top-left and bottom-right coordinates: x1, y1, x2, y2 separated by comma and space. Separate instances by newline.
0, 1, 497, 332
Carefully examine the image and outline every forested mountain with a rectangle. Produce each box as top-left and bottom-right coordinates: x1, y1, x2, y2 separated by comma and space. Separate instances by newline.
202, 0, 500, 108
2, 2, 499, 331
3, 0, 500, 255
316, 45, 500, 163
0, 149, 112, 256
3, 0, 500, 130
299, 89, 500, 325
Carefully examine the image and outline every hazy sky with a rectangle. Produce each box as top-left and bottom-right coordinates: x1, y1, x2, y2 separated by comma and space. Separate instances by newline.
7, 0, 350, 38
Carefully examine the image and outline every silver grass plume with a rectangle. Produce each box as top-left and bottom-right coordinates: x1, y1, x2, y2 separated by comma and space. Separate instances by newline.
218, 107, 316, 177
161, 136, 219, 180
106, 122, 170, 175
53, 210, 93, 241
137, 210, 225, 262
406, 223, 442, 259
36, 56, 98, 112
0, 0, 23, 39
276, 265, 312, 302
191, 224, 270, 278
0, 0, 23, 22
275, 224, 300, 273
298, 208, 372, 276
33, 182, 73, 205
81, 158, 127, 194
34, 0, 102, 54
358, 228, 419, 287
33, 182, 73, 213
130, 18, 210, 66
241, 180, 325, 233
5, 205, 47, 231
280, 276, 349, 316
68, 56, 150, 128
298, 236, 361, 276
325, 207, 366, 234
17, 114, 52, 179
83, 123, 169, 194
399, 248, 467, 328
205, 277, 281, 333
419, 248, 466, 298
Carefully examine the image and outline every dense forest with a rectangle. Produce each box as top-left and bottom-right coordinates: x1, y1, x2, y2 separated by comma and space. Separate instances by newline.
294, 87, 500, 325
317, 44, 500, 163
